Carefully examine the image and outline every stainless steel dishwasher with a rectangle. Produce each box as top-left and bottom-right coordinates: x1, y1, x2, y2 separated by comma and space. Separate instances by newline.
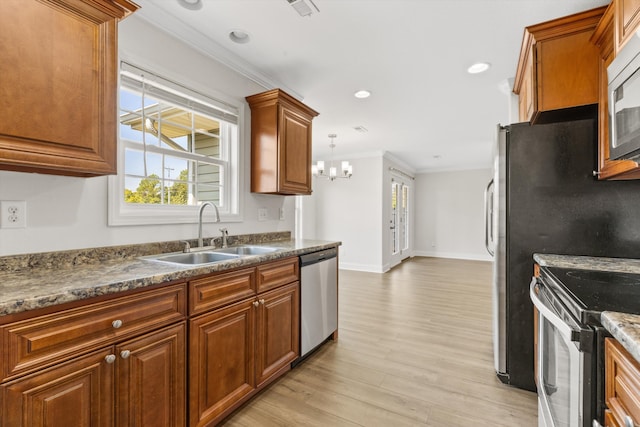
299, 247, 338, 358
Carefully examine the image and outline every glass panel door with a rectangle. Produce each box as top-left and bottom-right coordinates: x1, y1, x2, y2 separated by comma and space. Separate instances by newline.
391, 181, 400, 255
390, 178, 410, 264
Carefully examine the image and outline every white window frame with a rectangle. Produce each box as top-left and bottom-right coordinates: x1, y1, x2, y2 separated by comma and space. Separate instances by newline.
108, 62, 243, 226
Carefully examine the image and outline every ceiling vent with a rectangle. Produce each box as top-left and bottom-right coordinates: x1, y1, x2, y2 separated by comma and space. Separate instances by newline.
286, 0, 319, 17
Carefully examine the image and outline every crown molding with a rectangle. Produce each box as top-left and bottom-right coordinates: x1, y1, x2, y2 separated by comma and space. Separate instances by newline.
131, 3, 303, 101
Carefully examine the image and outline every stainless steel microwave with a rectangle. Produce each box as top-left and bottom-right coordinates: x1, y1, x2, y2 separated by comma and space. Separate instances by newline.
609, 30, 640, 161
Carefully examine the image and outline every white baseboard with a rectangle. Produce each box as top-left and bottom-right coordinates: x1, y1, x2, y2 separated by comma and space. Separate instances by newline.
338, 261, 386, 273
412, 250, 492, 262
338, 252, 491, 273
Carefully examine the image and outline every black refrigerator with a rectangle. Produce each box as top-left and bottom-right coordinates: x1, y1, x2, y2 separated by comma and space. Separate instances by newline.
485, 117, 640, 392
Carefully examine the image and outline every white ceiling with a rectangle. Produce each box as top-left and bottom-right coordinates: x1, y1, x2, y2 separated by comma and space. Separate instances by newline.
133, 0, 610, 173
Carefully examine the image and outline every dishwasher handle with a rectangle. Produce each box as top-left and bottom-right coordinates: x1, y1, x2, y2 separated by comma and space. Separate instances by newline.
300, 247, 338, 267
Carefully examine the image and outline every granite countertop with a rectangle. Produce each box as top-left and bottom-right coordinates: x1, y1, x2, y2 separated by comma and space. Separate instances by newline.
601, 311, 640, 363
0, 233, 340, 317
534, 253, 640, 274
534, 253, 640, 364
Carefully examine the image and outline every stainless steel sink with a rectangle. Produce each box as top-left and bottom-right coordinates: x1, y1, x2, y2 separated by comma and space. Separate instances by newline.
142, 245, 282, 266
212, 245, 282, 256
145, 251, 239, 265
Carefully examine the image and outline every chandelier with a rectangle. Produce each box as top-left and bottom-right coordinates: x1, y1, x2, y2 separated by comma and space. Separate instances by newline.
312, 134, 353, 181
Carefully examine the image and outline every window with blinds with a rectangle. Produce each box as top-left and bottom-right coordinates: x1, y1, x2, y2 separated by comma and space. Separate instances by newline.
118, 62, 238, 208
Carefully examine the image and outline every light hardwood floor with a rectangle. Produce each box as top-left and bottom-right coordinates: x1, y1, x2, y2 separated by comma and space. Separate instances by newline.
221, 257, 538, 426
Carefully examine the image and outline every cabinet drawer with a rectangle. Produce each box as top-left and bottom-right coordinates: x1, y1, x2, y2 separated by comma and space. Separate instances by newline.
0, 283, 186, 382
605, 338, 640, 426
189, 267, 256, 315
256, 257, 299, 293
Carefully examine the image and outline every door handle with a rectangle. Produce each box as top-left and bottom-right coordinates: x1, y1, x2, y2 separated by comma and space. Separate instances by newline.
484, 179, 495, 256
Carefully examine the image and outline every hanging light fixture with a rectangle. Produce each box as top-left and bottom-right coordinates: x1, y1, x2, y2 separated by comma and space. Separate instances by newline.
312, 134, 353, 181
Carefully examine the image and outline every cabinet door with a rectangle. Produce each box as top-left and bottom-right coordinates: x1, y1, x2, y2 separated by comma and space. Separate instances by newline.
605, 338, 640, 427
536, 29, 600, 113
617, 0, 640, 50
189, 299, 256, 427
279, 106, 313, 195
116, 322, 186, 427
255, 282, 300, 387
1, 348, 114, 427
0, 0, 137, 176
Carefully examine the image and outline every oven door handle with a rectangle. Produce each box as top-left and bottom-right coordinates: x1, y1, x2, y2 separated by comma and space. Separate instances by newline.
530, 278, 576, 342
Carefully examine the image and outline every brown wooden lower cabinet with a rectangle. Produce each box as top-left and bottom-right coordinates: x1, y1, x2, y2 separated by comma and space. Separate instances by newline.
1, 347, 115, 427
116, 322, 186, 427
189, 298, 256, 426
255, 282, 299, 387
0, 256, 305, 427
1, 322, 187, 427
189, 280, 300, 427
604, 338, 640, 427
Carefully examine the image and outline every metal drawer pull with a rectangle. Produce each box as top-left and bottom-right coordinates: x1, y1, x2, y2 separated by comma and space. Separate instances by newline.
112, 319, 123, 329
259, 299, 265, 305
105, 354, 116, 364
120, 350, 131, 359
253, 301, 259, 307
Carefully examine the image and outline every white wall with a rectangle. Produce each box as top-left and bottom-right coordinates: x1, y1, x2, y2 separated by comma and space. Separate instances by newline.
0, 16, 295, 256
414, 168, 493, 261
306, 154, 493, 272
310, 155, 384, 272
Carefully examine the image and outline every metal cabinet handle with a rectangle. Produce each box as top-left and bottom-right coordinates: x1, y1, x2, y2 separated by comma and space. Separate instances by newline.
120, 350, 131, 359
253, 301, 259, 307
112, 319, 123, 329
259, 299, 265, 305
625, 415, 637, 427
105, 354, 116, 364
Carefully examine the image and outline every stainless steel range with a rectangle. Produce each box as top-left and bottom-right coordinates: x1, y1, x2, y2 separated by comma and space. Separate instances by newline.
531, 265, 640, 427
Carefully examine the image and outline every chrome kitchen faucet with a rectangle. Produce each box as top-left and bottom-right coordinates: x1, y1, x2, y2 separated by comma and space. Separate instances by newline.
198, 202, 220, 248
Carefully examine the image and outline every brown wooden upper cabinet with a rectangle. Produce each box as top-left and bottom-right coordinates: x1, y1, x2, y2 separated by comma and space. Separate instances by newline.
592, 0, 640, 180
246, 89, 319, 195
514, 7, 605, 124
0, 0, 139, 177
616, 0, 640, 50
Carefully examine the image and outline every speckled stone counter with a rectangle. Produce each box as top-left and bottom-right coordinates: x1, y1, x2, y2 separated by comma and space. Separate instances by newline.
534, 253, 640, 274
535, 253, 640, 364
0, 232, 340, 317
602, 311, 640, 363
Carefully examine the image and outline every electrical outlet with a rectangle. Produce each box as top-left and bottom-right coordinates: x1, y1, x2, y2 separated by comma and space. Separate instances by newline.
258, 207, 268, 221
0, 201, 27, 229
279, 208, 285, 221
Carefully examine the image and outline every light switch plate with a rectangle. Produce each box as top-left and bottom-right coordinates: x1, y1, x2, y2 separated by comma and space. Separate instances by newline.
0, 200, 27, 229
258, 207, 268, 221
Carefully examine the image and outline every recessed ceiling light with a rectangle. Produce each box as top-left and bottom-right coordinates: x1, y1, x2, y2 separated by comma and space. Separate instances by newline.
229, 30, 251, 44
177, 0, 202, 10
354, 90, 371, 99
467, 62, 491, 74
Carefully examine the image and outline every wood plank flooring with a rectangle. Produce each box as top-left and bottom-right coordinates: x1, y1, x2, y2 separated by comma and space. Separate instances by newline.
221, 257, 538, 426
